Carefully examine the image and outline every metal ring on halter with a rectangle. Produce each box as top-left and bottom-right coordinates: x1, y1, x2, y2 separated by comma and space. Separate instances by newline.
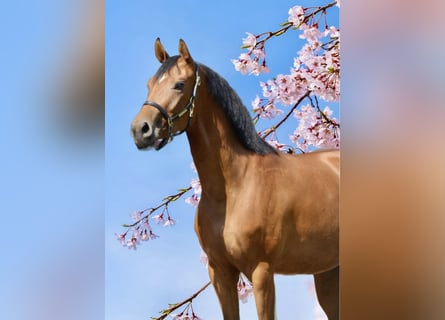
142, 63, 201, 150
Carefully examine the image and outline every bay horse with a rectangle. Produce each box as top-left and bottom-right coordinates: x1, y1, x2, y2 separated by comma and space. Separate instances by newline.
131, 38, 339, 320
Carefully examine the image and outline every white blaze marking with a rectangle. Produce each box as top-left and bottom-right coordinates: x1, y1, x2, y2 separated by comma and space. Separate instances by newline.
158, 73, 167, 83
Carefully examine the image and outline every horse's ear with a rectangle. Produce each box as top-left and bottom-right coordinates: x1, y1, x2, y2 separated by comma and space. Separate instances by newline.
178, 39, 193, 64
154, 38, 170, 63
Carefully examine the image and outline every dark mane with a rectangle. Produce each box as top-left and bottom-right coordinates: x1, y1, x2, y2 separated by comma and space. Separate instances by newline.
199, 63, 277, 155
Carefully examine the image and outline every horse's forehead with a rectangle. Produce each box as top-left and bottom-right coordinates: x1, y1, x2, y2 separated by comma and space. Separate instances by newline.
157, 72, 169, 83
153, 57, 188, 79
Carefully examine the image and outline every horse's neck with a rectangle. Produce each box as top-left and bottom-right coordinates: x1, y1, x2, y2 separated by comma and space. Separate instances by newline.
186, 89, 250, 201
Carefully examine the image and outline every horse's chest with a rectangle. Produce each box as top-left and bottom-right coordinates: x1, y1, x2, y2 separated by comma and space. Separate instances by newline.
194, 207, 224, 248
195, 207, 260, 265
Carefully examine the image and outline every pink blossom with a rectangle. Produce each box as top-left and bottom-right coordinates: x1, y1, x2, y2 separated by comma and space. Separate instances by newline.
137, 219, 152, 241
299, 27, 323, 47
260, 73, 307, 108
293, 57, 302, 70
163, 216, 175, 227
231, 49, 269, 76
126, 237, 138, 250
260, 80, 275, 100
130, 210, 142, 222
292, 44, 340, 102
325, 26, 340, 38
264, 103, 283, 119
267, 138, 286, 152
185, 194, 200, 207
252, 48, 265, 59
288, 5, 305, 26
148, 230, 159, 240
237, 276, 254, 303
242, 32, 256, 49
290, 104, 340, 151
252, 95, 262, 114
171, 313, 201, 320
199, 250, 209, 268
140, 219, 151, 231
140, 229, 150, 241
253, 92, 283, 119
231, 53, 252, 75
249, 60, 269, 76
140, 229, 159, 241
190, 178, 201, 195
115, 232, 126, 245
336, 0, 340, 8
131, 228, 140, 240
152, 213, 165, 224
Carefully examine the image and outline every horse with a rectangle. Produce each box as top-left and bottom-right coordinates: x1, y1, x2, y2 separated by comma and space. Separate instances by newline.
131, 38, 339, 320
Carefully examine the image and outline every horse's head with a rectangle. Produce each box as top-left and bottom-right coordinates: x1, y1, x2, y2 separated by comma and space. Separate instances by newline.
131, 38, 200, 150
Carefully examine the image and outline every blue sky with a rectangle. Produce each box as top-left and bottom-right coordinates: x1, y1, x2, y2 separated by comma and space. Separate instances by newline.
106, 1, 339, 319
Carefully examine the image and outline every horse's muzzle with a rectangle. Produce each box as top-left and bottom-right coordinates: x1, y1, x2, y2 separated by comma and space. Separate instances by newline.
131, 119, 154, 150
131, 119, 167, 151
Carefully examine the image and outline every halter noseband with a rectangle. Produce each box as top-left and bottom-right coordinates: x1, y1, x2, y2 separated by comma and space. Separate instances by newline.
142, 63, 201, 150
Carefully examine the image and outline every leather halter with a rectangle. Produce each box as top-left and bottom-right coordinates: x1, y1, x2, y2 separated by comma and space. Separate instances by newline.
142, 63, 201, 150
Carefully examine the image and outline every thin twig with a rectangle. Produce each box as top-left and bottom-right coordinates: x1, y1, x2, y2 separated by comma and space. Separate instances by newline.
123, 186, 192, 228
260, 92, 310, 139
254, 1, 338, 48
151, 281, 212, 320
308, 95, 340, 128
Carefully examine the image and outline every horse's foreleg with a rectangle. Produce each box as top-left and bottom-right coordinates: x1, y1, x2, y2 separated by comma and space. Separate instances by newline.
252, 262, 276, 320
208, 262, 240, 320
314, 266, 339, 320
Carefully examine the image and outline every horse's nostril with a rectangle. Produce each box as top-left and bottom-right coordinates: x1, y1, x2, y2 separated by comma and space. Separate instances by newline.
141, 122, 150, 134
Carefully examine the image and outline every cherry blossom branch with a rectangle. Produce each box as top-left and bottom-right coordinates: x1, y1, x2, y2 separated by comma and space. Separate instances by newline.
304, 1, 338, 26
151, 281, 212, 320
309, 95, 340, 128
260, 91, 310, 139
254, 0, 338, 47
150, 269, 255, 319
115, 186, 193, 249
123, 187, 192, 228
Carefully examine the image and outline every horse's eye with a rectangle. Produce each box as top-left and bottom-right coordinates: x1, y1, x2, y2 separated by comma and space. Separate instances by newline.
173, 81, 185, 91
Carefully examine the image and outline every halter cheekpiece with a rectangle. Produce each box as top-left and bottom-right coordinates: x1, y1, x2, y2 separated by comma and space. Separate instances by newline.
142, 63, 201, 150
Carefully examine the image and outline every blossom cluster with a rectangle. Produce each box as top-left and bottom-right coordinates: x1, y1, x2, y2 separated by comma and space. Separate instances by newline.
288, 5, 305, 26
231, 33, 270, 76
185, 163, 202, 207
237, 274, 254, 303
185, 177, 201, 207
232, 2, 340, 151
252, 95, 283, 120
116, 208, 176, 250
170, 306, 202, 320
290, 104, 339, 151
258, 22, 340, 114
